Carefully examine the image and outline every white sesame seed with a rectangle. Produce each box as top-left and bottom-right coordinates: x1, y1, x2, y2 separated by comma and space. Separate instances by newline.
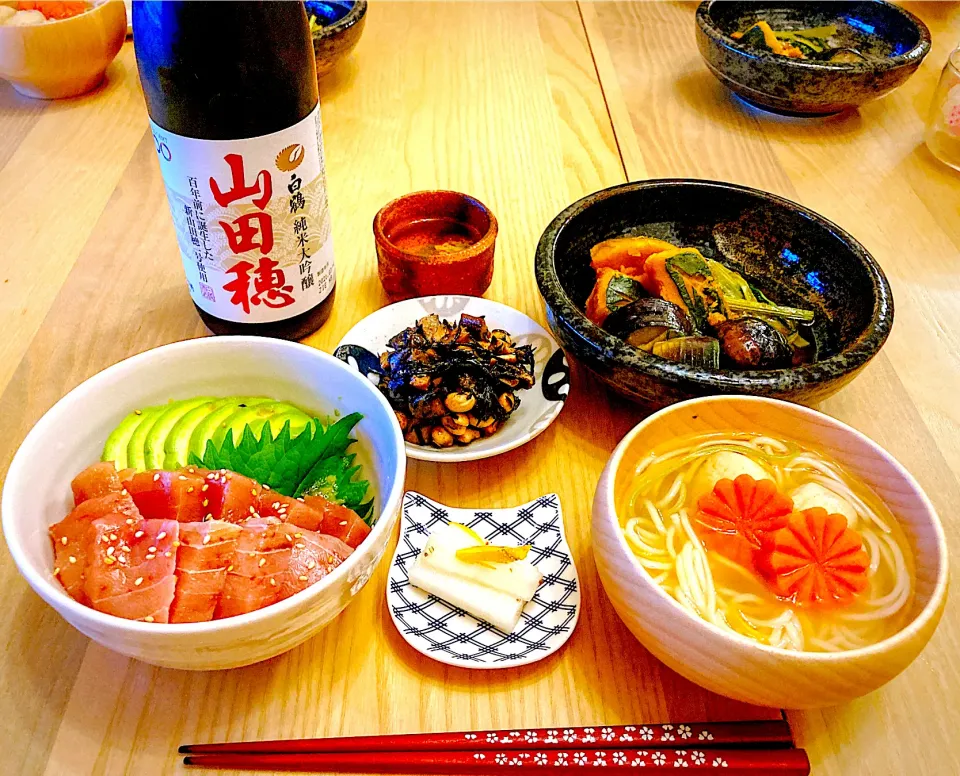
259, 558, 266, 567
157, 532, 167, 540
296, 497, 304, 503
134, 577, 144, 587
339, 521, 348, 526
109, 533, 118, 541
249, 506, 256, 514
306, 560, 316, 570
295, 543, 305, 549
263, 484, 271, 490
121, 545, 131, 552
201, 484, 209, 492
121, 488, 129, 496
204, 514, 213, 521
125, 518, 134, 525
153, 473, 160, 482
294, 533, 302, 539
269, 578, 277, 586
202, 499, 209, 507
298, 575, 308, 582
144, 616, 154, 623
61, 536, 68, 545
178, 475, 187, 481
147, 546, 157, 553
134, 531, 144, 538
107, 547, 115, 556
272, 502, 280, 510
186, 486, 194, 493
202, 535, 211, 545
164, 552, 172, 558
145, 554, 155, 560
68, 556, 77, 564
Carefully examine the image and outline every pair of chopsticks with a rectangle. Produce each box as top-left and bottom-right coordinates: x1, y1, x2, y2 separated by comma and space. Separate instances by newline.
181, 721, 810, 773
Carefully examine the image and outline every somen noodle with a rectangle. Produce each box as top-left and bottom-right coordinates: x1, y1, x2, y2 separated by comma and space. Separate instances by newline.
618, 432, 914, 652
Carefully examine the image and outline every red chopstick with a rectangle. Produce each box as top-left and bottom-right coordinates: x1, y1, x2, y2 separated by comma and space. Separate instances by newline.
183, 748, 810, 773
180, 720, 793, 755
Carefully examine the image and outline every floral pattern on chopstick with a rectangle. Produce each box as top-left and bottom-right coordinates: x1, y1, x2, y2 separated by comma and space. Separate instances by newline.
461, 724, 721, 747
471, 749, 729, 767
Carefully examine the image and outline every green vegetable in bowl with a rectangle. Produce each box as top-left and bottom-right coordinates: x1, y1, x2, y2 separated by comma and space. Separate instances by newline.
191, 412, 374, 524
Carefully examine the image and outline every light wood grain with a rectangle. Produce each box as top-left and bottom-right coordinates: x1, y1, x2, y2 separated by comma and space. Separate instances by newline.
584, 2, 960, 773
0, 2, 956, 774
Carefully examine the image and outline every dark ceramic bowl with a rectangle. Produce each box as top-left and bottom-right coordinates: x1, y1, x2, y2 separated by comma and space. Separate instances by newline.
534, 179, 893, 409
696, 0, 931, 116
309, 0, 367, 79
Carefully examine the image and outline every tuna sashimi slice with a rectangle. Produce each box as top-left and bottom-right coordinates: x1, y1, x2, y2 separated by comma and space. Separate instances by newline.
84, 518, 179, 622
302, 495, 371, 549
214, 519, 350, 619
258, 492, 323, 528
71, 462, 125, 504
49, 491, 142, 605
94, 577, 177, 623
170, 520, 242, 624
203, 470, 262, 524
125, 470, 209, 522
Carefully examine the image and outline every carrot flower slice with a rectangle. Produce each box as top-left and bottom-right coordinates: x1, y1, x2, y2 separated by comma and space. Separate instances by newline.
756, 508, 870, 608
697, 475, 794, 547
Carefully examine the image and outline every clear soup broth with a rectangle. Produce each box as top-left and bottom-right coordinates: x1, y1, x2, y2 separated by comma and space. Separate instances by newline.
618, 432, 915, 652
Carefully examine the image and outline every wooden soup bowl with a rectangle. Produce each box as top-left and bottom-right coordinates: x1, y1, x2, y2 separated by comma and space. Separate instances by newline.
592, 395, 948, 708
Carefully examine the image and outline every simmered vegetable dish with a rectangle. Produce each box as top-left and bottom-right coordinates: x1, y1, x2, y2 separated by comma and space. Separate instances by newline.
584, 236, 817, 370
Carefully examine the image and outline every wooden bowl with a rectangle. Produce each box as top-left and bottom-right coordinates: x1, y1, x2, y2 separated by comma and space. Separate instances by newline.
591, 396, 949, 708
0, 0, 126, 99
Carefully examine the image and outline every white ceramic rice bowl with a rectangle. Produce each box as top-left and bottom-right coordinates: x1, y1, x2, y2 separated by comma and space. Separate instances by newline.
1, 337, 406, 671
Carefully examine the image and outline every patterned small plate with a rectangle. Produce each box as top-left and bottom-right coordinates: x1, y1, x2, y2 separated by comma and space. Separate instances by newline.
387, 492, 580, 669
333, 295, 570, 463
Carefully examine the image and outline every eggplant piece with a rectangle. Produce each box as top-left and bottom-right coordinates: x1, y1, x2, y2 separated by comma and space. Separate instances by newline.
651, 336, 720, 369
716, 318, 792, 369
605, 298, 694, 350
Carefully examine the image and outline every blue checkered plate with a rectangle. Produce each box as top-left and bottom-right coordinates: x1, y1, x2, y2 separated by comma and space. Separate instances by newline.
387, 491, 581, 668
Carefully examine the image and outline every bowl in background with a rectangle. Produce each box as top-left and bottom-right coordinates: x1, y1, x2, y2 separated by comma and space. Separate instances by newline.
591, 395, 948, 708
309, 0, 366, 79
535, 178, 893, 409
696, 0, 931, 116
1, 337, 406, 670
0, 0, 126, 99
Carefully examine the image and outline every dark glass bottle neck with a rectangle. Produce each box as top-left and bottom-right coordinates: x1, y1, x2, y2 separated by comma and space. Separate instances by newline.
133, 0, 319, 140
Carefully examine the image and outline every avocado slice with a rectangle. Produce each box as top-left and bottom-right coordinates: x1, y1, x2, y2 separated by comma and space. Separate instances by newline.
188, 397, 272, 462
126, 405, 167, 472
212, 401, 303, 449
261, 408, 313, 441
143, 397, 216, 470
102, 408, 151, 469
163, 397, 231, 469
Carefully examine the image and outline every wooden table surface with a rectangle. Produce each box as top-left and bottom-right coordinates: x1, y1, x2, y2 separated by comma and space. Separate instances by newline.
1, 3, 958, 774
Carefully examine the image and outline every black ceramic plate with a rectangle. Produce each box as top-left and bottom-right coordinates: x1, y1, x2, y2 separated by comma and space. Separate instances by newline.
535, 179, 893, 409
696, 1, 931, 116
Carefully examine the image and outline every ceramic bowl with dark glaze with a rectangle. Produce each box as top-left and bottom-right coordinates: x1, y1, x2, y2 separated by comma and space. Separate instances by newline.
696, 0, 931, 116
309, 0, 367, 79
534, 179, 893, 409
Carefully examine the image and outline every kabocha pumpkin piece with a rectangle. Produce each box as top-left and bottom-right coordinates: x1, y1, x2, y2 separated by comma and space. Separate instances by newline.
640, 248, 728, 332
756, 508, 870, 608
585, 268, 647, 326
589, 235, 677, 274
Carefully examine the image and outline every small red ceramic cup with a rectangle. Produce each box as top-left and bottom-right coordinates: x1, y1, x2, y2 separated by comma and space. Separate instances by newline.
373, 190, 498, 300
